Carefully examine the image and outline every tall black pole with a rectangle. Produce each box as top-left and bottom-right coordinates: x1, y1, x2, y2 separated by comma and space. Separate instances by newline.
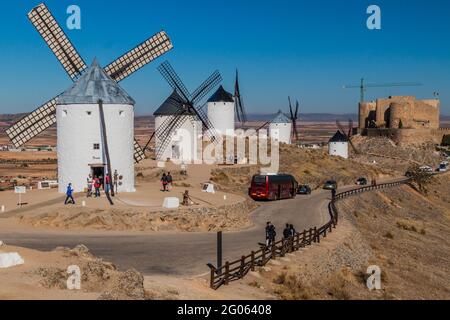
98, 99, 114, 204
217, 231, 223, 274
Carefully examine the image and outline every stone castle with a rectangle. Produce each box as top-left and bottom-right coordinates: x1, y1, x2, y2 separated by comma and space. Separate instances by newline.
358, 96, 448, 145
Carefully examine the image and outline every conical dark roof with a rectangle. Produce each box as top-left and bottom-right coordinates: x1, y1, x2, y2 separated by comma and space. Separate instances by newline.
153, 90, 195, 116
329, 130, 348, 143
207, 86, 234, 103
57, 59, 135, 105
271, 110, 291, 124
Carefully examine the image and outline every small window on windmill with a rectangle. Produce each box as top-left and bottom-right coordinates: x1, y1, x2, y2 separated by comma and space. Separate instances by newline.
93, 143, 100, 150
62, 110, 68, 117
119, 110, 125, 117
86, 111, 92, 116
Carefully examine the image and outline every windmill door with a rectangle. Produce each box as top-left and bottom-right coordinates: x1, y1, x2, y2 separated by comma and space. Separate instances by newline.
171, 144, 181, 160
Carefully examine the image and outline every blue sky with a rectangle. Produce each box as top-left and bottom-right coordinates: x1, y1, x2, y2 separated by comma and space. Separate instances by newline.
0, 0, 449, 115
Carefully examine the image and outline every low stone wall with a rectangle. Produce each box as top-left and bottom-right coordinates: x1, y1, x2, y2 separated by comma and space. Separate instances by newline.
365, 128, 447, 145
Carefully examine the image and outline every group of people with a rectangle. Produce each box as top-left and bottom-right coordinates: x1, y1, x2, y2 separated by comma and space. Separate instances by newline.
160, 172, 173, 192
87, 174, 105, 198
64, 170, 121, 205
265, 222, 297, 246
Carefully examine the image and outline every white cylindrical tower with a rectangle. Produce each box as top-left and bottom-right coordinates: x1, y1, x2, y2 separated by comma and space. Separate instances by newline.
207, 86, 235, 136
269, 110, 292, 144
328, 131, 349, 159
154, 91, 201, 162
56, 59, 136, 193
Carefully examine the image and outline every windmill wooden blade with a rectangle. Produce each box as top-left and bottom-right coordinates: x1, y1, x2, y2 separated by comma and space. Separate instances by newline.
191, 70, 222, 105
295, 100, 299, 119
288, 97, 294, 120
105, 31, 173, 83
336, 120, 359, 154
157, 61, 191, 101
234, 70, 247, 123
5, 98, 58, 147
133, 139, 146, 164
28, 3, 87, 80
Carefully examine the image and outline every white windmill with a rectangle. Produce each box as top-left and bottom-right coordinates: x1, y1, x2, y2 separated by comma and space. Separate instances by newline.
57, 59, 136, 193
269, 110, 292, 144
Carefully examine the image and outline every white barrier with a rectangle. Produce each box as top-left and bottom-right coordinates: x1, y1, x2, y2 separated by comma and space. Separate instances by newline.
163, 197, 180, 209
0, 253, 25, 269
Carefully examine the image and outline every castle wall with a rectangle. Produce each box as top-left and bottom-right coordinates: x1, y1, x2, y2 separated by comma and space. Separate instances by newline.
366, 128, 450, 146
359, 102, 376, 129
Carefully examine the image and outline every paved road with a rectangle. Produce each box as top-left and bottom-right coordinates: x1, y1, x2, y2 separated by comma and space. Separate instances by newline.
0, 188, 334, 276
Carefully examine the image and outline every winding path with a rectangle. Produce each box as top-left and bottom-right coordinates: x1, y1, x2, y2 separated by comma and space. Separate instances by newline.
0, 179, 401, 277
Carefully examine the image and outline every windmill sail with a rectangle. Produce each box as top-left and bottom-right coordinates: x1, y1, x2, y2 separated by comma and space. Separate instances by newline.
234, 70, 247, 124
7, 3, 173, 155
28, 3, 87, 80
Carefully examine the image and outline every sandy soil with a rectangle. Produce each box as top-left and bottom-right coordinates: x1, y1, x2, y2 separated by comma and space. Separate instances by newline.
0, 244, 147, 300
0, 161, 255, 233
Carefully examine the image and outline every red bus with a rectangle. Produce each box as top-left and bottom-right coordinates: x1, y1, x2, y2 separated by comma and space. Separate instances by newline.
249, 174, 298, 201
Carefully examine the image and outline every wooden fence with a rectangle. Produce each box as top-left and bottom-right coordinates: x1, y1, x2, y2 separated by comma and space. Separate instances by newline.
207, 178, 410, 290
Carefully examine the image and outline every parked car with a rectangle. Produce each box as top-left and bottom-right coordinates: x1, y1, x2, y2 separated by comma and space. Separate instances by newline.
356, 177, 368, 185
297, 185, 312, 195
323, 180, 338, 190
438, 161, 449, 172
419, 165, 433, 173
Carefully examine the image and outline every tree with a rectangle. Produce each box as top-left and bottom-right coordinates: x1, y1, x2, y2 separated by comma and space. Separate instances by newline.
406, 164, 435, 194
442, 135, 450, 146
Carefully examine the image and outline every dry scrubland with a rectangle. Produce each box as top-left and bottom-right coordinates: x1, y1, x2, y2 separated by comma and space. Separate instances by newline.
211, 143, 393, 194
0, 244, 147, 300
14, 200, 257, 232
203, 174, 449, 300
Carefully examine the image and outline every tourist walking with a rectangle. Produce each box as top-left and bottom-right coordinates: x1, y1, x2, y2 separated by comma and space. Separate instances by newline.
86, 174, 93, 197
266, 223, 276, 246
94, 176, 101, 198
64, 183, 75, 205
167, 172, 173, 191
161, 173, 168, 192
283, 224, 291, 240
105, 173, 111, 194
265, 222, 271, 246
289, 224, 296, 237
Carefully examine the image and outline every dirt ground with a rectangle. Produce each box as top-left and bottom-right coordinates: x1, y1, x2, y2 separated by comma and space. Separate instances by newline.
209, 173, 450, 300
0, 244, 147, 300
0, 160, 255, 233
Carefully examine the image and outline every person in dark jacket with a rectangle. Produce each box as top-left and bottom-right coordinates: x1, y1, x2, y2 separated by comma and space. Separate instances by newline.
283, 223, 291, 239
64, 183, 75, 205
166, 172, 173, 191
161, 173, 168, 192
268, 224, 276, 246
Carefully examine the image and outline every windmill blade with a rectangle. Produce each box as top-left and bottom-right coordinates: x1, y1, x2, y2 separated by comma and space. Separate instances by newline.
295, 100, 299, 119
191, 70, 222, 105
288, 97, 294, 120
28, 3, 87, 80
104, 31, 173, 83
133, 139, 146, 164
234, 70, 247, 124
348, 119, 354, 137
348, 138, 360, 154
157, 61, 191, 101
257, 121, 270, 132
5, 98, 58, 147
